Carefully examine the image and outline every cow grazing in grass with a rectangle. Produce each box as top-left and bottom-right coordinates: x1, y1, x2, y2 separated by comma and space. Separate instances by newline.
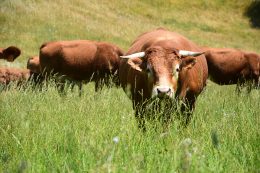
39, 40, 124, 93
27, 56, 41, 74
201, 47, 260, 92
0, 56, 43, 89
27, 56, 43, 85
119, 28, 208, 129
0, 68, 30, 87
0, 46, 21, 62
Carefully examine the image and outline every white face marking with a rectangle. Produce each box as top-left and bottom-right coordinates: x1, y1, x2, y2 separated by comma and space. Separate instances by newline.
173, 64, 180, 80
151, 75, 174, 98
146, 62, 175, 98
159, 76, 171, 86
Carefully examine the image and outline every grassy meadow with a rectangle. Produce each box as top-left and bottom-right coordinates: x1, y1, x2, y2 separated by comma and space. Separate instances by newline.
0, 0, 260, 172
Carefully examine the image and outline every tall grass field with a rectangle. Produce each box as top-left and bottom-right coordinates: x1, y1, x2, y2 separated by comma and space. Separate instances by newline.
0, 0, 259, 172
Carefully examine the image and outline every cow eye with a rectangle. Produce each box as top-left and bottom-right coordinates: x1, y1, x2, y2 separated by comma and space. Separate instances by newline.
173, 64, 180, 74
176, 66, 180, 72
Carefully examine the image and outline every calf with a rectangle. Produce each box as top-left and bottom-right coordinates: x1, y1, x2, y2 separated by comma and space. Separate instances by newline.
27, 56, 43, 85
0, 56, 42, 89
27, 56, 40, 74
0, 68, 30, 88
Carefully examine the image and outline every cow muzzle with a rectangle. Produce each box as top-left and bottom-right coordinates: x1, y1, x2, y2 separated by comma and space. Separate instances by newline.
153, 86, 173, 98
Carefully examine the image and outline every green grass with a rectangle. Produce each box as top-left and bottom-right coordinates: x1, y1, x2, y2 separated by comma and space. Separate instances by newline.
0, 0, 260, 172
0, 82, 259, 172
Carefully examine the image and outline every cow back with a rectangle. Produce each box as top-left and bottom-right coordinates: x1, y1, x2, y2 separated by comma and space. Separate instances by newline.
40, 40, 124, 81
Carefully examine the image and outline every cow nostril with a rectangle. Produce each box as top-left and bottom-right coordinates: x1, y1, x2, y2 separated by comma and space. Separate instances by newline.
157, 87, 171, 94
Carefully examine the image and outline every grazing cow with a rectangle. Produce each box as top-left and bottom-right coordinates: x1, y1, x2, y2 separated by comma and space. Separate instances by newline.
0, 46, 21, 62
0, 68, 30, 87
0, 56, 42, 89
119, 28, 208, 129
39, 40, 124, 93
27, 56, 43, 85
27, 56, 41, 74
201, 47, 260, 92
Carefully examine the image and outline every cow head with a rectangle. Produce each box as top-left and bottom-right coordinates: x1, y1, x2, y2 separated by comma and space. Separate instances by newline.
0, 46, 21, 62
121, 46, 203, 98
27, 56, 41, 74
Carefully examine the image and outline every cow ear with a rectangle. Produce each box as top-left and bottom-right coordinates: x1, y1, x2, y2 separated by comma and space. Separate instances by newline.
181, 57, 197, 70
3, 46, 21, 61
128, 58, 143, 72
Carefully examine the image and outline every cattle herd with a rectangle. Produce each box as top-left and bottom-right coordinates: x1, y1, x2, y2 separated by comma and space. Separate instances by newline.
1, 28, 259, 129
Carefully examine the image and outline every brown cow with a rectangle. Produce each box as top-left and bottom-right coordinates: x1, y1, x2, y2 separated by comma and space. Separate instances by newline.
0, 56, 42, 89
119, 28, 208, 129
0, 56, 43, 88
39, 40, 124, 93
0, 46, 21, 62
27, 56, 41, 74
27, 56, 43, 85
0, 68, 30, 87
201, 47, 260, 92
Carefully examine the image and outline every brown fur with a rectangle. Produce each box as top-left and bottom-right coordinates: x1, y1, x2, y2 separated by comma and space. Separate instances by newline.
27, 56, 43, 85
0, 68, 30, 86
119, 28, 208, 127
0, 58, 42, 89
0, 46, 21, 62
39, 40, 124, 91
201, 47, 260, 91
0, 56, 42, 88
27, 56, 41, 74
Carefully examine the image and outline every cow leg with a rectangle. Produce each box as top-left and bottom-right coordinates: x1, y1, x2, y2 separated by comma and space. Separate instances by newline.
104, 75, 112, 88
56, 79, 66, 95
95, 79, 105, 92
180, 94, 196, 126
68, 81, 83, 96
235, 84, 241, 94
70, 82, 76, 92
246, 81, 253, 93
94, 80, 100, 92
235, 80, 243, 94
57, 82, 65, 94
78, 82, 83, 96
257, 76, 260, 89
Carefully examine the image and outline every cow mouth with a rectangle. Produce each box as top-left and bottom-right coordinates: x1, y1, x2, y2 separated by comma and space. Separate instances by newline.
152, 86, 174, 98
146, 96, 177, 114
157, 93, 172, 99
